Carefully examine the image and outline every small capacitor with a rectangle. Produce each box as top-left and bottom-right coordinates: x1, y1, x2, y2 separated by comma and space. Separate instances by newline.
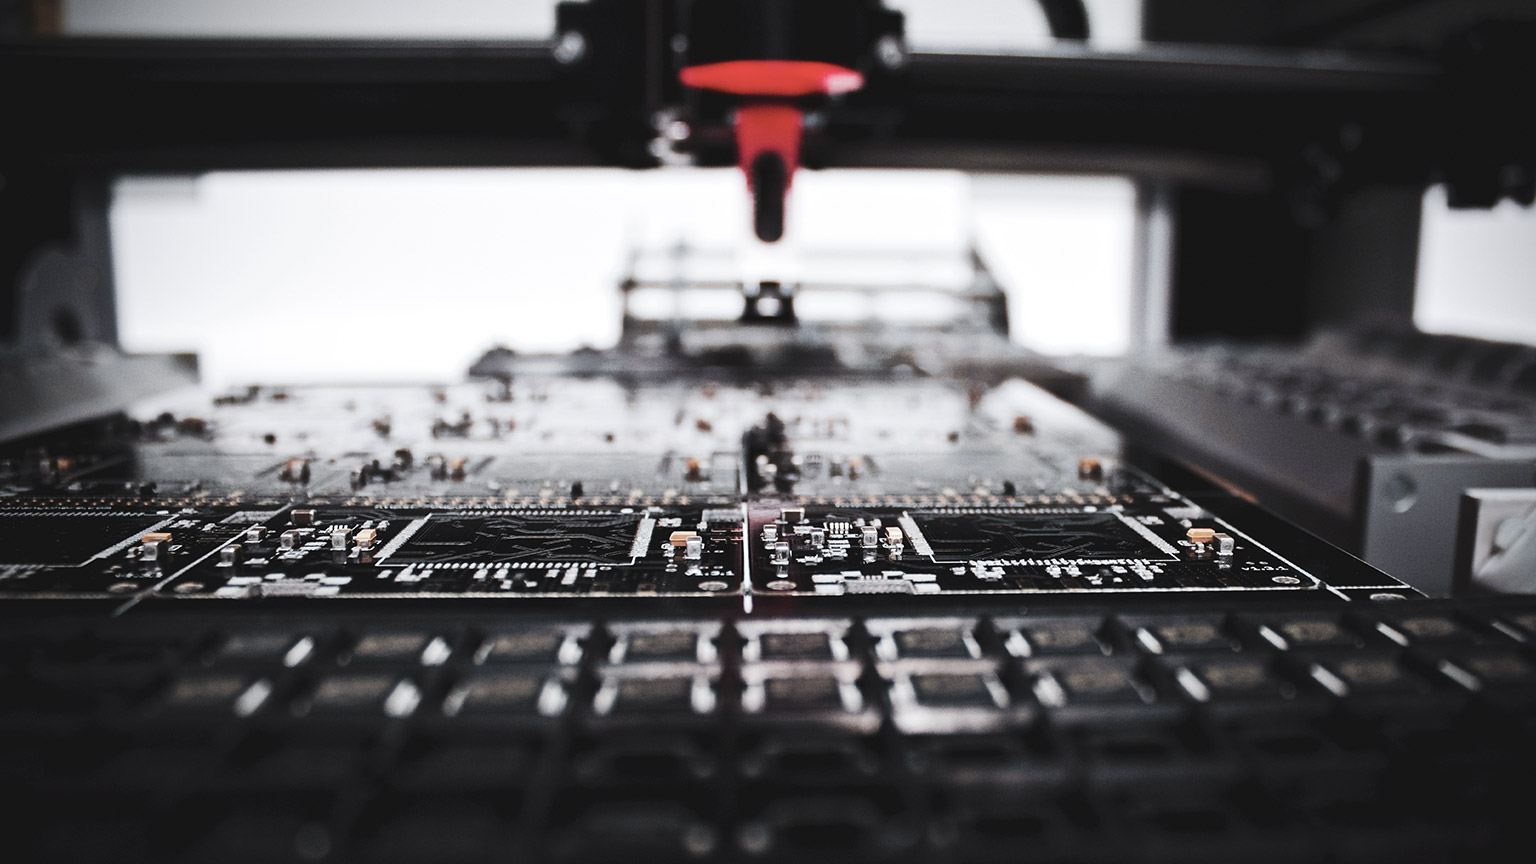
772, 541, 791, 566
1186, 527, 1216, 558
138, 540, 166, 563
281, 458, 311, 485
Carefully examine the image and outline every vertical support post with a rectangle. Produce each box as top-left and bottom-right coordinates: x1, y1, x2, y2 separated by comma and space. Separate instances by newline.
1130, 180, 1175, 351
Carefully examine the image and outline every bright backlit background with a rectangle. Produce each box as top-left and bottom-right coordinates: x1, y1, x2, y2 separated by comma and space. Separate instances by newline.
110, 170, 1137, 385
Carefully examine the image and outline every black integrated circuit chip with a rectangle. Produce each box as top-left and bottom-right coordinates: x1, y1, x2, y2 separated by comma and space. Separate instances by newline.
0, 512, 170, 566
386, 512, 646, 565
911, 511, 1165, 562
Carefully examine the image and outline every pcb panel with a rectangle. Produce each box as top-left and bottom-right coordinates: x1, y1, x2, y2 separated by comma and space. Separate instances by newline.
0, 504, 744, 599
0, 375, 1390, 601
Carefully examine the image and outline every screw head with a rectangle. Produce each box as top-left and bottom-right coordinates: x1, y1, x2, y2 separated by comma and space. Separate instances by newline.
1384, 473, 1417, 514
553, 31, 587, 65
875, 35, 907, 70
1493, 516, 1529, 553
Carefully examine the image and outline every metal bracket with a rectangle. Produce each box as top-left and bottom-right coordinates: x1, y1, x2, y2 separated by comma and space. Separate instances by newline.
1456, 488, 1536, 595
2, 170, 118, 347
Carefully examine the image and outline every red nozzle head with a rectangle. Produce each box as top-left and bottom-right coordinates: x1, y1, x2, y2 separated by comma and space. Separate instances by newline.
680, 60, 864, 242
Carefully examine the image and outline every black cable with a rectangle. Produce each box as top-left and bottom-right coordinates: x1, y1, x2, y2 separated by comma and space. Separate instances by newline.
1036, 0, 1090, 41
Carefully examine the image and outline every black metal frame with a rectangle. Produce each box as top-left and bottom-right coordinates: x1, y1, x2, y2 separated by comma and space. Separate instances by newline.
0, 38, 1459, 174
1, 2, 1533, 350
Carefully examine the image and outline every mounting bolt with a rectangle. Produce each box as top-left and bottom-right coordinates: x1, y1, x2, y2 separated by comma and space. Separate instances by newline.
1384, 473, 1417, 514
875, 35, 907, 70
1493, 517, 1528, 553
553, 31, 587, 65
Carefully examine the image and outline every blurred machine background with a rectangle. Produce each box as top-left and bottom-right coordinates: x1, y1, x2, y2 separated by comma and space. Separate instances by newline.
4, 1, 1536, 862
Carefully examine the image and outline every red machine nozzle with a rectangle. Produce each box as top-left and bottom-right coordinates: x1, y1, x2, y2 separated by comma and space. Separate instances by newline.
680, 60, 864, 242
